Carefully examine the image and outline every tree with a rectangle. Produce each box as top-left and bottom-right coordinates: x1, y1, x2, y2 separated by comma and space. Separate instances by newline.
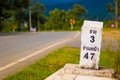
107, 0, 120, 28
68, 4, 86, 20
73, 4, 86, 18
45, 8, 67, 30
67, 4, 86, 30
46, 4, 86, 31
59, 10, 67, 30
31, 1, 46, 30
107, 3, 115, 13
0, 0, 30, 21
0, 0, 12, 22
46, 8, 60, 30
0, 0, 31, 31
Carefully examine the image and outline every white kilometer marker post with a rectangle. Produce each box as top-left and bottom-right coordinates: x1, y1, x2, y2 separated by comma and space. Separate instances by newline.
80, 20, 103, 69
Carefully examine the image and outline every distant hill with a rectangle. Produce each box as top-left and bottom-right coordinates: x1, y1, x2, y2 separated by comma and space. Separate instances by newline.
32, 0, 114, 20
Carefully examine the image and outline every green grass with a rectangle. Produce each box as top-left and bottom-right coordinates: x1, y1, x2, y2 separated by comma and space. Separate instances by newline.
4, 47, 79, 80
100, 49, 115, 68
4, 46, 119, 80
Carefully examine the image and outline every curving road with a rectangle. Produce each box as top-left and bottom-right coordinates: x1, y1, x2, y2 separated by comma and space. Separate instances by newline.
0, 32, 80, 79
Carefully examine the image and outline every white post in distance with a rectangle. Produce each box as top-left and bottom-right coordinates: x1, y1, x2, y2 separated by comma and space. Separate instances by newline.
29, 7, 32, 31
79, 20, 103, 69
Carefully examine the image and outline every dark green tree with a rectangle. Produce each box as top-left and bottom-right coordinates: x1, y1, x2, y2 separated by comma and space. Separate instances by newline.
68, 4, 86, 20
31, 1, 46, 31
46, 8, 60, 30
107, 0, 120, 15
59, 10, 67, 30
0, 0, 31, 31
67, 4, 86, 30
45, 8, 68, 30
0, 0, 30, 21
107, 0, 120, 28
107, 3, 115, 13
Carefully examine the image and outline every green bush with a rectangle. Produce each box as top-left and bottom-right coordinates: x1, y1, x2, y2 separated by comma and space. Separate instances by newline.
104, 20, 115, 28
1, 20, 12, 32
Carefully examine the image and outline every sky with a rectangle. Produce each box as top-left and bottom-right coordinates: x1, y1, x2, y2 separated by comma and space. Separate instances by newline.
32, 0, 114, 20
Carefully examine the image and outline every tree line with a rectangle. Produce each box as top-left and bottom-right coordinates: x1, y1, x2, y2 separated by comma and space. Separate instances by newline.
0, 0, 119, 32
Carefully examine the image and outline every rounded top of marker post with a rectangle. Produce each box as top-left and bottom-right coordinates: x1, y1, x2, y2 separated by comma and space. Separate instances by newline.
82, 20, 103, 29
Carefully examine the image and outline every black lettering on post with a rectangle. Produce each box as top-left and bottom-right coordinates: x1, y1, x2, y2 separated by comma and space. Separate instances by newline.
90, 53, 95, 60
90, 30, 92, 33
84, 52, 88, 59
93, 30, 97, 34
90, 35, 95, 43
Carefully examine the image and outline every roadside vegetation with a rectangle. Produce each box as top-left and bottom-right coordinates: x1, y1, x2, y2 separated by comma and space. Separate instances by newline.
0, 0, 86, 32
4, 47, 80, 80
0, 0, 120, 32
102, 30, 120, 75
4, 30, 120, 80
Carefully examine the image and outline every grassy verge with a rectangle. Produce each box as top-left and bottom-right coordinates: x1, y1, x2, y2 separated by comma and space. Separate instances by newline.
4, 46, 119, 80
4, 47, 79, 80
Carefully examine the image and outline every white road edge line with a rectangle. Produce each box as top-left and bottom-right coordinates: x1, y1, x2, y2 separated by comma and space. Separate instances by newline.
0, 32, 80, 71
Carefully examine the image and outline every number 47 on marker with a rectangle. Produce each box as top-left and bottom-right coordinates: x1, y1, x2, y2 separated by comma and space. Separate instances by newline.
84, 52, 95, 60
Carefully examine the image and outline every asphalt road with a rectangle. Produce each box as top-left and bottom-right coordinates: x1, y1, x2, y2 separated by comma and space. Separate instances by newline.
0, 32, 80, 79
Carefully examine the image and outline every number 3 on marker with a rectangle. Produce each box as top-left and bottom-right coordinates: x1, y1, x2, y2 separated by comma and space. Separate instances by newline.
90, 35, 95, 43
